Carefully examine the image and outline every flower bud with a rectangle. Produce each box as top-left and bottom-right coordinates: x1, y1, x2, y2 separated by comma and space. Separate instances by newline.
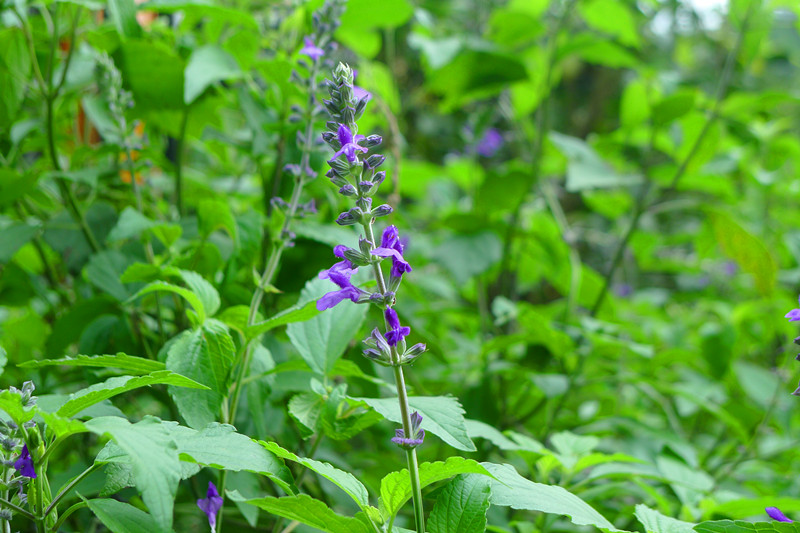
365, 154, 385, 169
372, 171, 386, 187
336, 207, 362, 226
372, 204, 393, 218
343, 248, 370, 266
363, 134, 382, 147
339, 184, 357, 197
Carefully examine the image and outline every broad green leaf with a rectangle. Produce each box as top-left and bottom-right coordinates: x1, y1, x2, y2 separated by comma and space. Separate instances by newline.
231, 493, 372, 533
0, 29, 31, 129
166, 323, 235, 429
635, 504, 695, 533
118, 40, 185, 110
56, 371, 207, 418
287, 277, 366, 375
87, 416, 182, 533
580, 0, 640, 47
428, 474, 492, 533
380, 457, 491, 521
246, 300, 321, 340
0, 390, 35, 425
170, 423, 295, 494
128, 281, 206, 324
107, 207, 181, 246
694, 521, 800, 533
19, 353, 164, 374
435, 232, 502, 285
707, 210, 776, 295
549, 132, 643, 192
620, 78, 650, 127
86, 251, 134, 302
0, 223, 38, 263
179, 270, 220, 318
261, 441, 369, 508
39, 411, 89, 440
86, 498, 162, 533
108, 0, 142, 39
197, 198, 238, 245
355, 396, 476, 452
184, 45, 242, 104
483, 462, 623, 531
464, 419, 520, 451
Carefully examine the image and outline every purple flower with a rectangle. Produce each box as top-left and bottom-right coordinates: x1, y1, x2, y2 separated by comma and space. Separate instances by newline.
318, 248, 367, 311
786, 295, 800, 321
614, 283, 633, 298
723, 261, 738, 276
384, 308, 410, 347
476, 128, 504, 157
197, 481, 223, 530
766, 506, 793, 523
300, 36, 324, 61
391, 411, 425, 448
13, 445, 35, 478
319, 245, 357, 280
329, 124, 367, 164
371, 226, 412, 278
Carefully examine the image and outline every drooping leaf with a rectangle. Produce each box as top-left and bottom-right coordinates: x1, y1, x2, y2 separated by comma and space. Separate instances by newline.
261, 441, 369, 509
179, 270, 221, 318
483, 462, 623, 531
56, 371, 207, 419
19, 353, 164, 374
230, 493, 373, 533
184, 45, 242, 104
128, 281, 206, 325
86, 498, 162, 533
635, 504, 696, 533
245, 300, 321, 340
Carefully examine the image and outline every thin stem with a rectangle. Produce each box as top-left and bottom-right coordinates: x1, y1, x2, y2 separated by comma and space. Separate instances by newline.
51, 500, 87, 532
175, 106, 191, 217
45, 463, 100, 517
361, 221, 424, 533
218, 59, 321, 533
0, 497, 37, 521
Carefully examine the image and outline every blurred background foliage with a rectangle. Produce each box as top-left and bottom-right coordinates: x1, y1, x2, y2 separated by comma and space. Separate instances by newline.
1, 0, 800, 530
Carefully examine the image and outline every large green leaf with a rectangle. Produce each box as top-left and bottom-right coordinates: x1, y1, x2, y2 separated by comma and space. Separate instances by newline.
19, 353, 164, 374
128, 281, 207, 325
86, 498, 163, 533
56, 371, 207, 418
355, 396, 476, 452
197, 198, 238, 245
0, 29, 31, 129
0, 223, 38, 263
380, 457, 491, 521
694, 522, 800, 533
184, 45, 242, 104
117, 40, 185, 110
428, 474, 492, 533
287, 277, 367, 375
179, 270, 220, 318
170, 423, 295, 494
166, 323, 235, 428
483, 463, 623, 532
88, 416, 182, 533
0, 390, 35, 425
86, 251, 135, 302
635, 504, 695, 533
261, 441, 368, 509
231, 493, 373, 533
245, 300, 321, 340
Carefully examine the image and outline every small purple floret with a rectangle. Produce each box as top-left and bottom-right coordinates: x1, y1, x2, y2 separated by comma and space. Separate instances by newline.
197, 481, 223, 530
391, 411, 425, 448
329, 124, 367, 164
300, 36, 324, 61
371, 225, 412, 278
13, 445, 36, 478
766, 506, 793, 523
476, 128, 504, 157
384, 308, 410, 347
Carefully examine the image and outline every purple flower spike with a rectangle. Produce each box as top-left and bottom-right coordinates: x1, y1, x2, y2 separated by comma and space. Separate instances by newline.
766, 507, 793, 523
384, 308, 410, 347
300, 36, 324, 61
786, 296, 800, 321
319, 245, 357, 281
371, 225, 412, 278
13, 445, 36, 478
329, 124, 367, 164
197, 481, 224, 530
317, 270, 363, 311
476, 128, 504, 157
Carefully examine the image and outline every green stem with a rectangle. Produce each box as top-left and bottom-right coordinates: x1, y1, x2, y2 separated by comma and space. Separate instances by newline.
218, 58, 321, 533
361, 221, 424, 533
0, 497, 37, 521
175, 106, 191, 217
44, 463, 100, 517
51, 501, 87, 532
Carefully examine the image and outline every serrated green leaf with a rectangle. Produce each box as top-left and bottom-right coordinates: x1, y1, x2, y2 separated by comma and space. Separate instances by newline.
56, 371, 207, 419
694, 521, 800, 533
355, 396, 476, 452
483, 463, 622, 531
380, 457, 492, 521
179, 270, 220, 318
87, 416, 181, 533
168, 423, 295, 494
428, 474, 492, 533
231, 493, 372, 533
18, 353, 164, 374
0, 390, 35, 425
261, 441, 369, 509
635, 504, 695, 533
286, 278, 366, 375
245, 300, 321, 340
